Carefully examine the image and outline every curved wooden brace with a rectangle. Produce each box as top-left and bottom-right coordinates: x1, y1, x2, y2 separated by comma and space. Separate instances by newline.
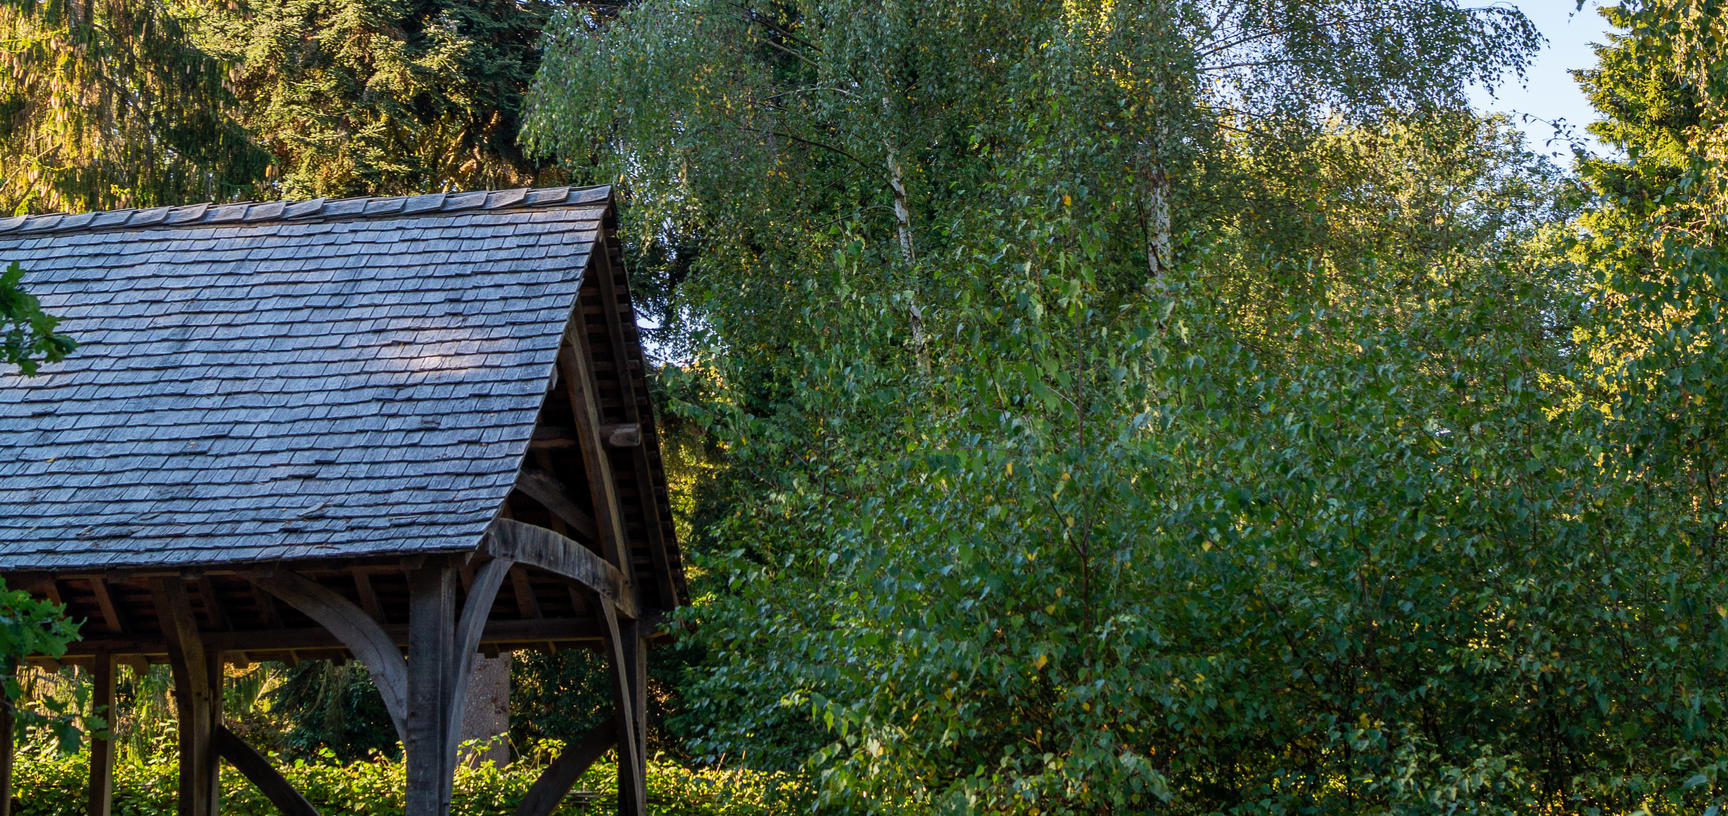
443, 557, 513, 771
512, 721, 617, 816
599, 600, 647, 815
484, 518, 636, 619
216, 726, 320, 816
250, 571, 409, 741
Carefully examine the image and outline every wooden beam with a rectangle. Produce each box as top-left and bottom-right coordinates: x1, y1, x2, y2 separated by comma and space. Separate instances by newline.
444, 558, 512, 769
512, 721, 616, 816
90, 579, 125, 635
153, 578, 219, 816
405, 563, 458, 816
483, 519, 636, 619
599, 602, 646, 816
216, 726, 319, 816
588, 247, 679, 610
624, 623, 648, 786
89, 653, 116, 816
64, 618, 607, 660
197, 578, 230, 632
353, 572, 386, 623
510, 569, 542, 620
527, 425, 579, 451
253, 585, 282, 629
537, 422, 645, 449
513, 468, 599, 543
602, 423, 641, 448
249, 571, 408, 741
0, 660, 13, 816
558, 326, 635, 589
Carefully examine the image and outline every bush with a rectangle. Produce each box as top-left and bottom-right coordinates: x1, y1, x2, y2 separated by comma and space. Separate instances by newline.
8, 740, 809, 816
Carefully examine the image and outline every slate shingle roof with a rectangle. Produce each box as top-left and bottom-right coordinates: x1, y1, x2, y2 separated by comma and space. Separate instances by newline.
0, 186, 612, 571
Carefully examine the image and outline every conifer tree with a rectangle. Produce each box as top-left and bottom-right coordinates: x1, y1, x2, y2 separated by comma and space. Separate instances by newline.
0, 0, 269, 214
195, 0, 562, 198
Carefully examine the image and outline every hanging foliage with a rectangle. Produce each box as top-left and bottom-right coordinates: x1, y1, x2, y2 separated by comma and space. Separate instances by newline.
0, 0, 270, 214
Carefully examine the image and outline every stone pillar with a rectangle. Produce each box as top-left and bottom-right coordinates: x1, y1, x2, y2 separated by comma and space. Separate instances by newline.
458, 654, 511, 767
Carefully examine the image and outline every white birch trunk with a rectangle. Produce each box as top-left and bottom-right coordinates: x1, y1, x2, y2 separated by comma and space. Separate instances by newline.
887, 144, 930, 374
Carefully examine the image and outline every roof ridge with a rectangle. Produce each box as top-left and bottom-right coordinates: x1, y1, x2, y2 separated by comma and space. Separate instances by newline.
0, 184, 611, 238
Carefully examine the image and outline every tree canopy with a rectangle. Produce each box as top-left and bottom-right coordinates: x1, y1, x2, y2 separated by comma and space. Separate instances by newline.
0, 0, 563, 213
4, 0, 1728, 812
521, 0, 1728, 812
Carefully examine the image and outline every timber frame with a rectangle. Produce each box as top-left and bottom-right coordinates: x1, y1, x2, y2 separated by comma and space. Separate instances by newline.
0, 188, 685, 816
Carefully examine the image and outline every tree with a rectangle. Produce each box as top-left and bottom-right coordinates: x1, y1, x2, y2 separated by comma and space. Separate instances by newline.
192, 0, 563, 198
0, 582, 87, 752
1, 262, 83, 743
0, 0, 270, 214
525, 3, 1727, 813
1576, 0, 1728, 561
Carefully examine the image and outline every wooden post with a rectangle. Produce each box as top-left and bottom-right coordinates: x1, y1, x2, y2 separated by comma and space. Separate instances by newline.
0, 659, 13, 816
88, 653, 116, 816
600, 605, 646, 816
406, 563, 458, 816
622, 620, 648, 816
155, 578, 221, 816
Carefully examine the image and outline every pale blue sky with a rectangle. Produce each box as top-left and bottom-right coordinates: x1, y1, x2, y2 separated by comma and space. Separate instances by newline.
1469, 0, 1617, 158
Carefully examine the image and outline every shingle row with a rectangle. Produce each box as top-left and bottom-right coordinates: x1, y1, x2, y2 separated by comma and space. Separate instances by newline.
0, 185, 608, 236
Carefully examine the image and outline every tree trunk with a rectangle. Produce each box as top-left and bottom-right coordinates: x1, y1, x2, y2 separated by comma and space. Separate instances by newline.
886, 144, 929, 374
1145, 161, 1173, 284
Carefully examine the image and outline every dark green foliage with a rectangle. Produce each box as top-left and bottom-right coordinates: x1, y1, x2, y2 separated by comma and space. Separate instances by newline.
511, 650, 613, 754
512, 642, 703, 762
269, 661, 399, 761
193, 0, 563, 198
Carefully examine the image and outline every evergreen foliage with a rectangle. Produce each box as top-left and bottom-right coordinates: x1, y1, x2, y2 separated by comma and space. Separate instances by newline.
0, 0, 562, 213
193, 0, 563, 198
0, 0, 269, 214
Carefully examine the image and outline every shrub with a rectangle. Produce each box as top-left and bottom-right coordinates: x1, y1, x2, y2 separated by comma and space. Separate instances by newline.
8, 740, 809, 816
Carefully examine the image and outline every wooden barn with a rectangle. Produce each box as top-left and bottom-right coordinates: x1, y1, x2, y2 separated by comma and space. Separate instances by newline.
0, 186, 686, 816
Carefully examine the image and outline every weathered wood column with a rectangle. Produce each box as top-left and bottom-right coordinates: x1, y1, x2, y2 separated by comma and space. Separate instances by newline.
619, 620, 648, 816
0, 659, 14, 816
88, 653, 116, 816
156, 578, 222, 816
406, 562, 460, 816
255, 558, 510, 816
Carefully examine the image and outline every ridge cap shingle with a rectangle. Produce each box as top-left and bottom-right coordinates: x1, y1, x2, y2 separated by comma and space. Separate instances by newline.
0, 184, 610, 237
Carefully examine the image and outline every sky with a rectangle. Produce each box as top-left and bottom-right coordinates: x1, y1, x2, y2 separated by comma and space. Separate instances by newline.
1469, 0, 1619, 158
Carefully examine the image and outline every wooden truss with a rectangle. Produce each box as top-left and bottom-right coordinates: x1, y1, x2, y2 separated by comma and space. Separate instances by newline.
0, 242, 680, 816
